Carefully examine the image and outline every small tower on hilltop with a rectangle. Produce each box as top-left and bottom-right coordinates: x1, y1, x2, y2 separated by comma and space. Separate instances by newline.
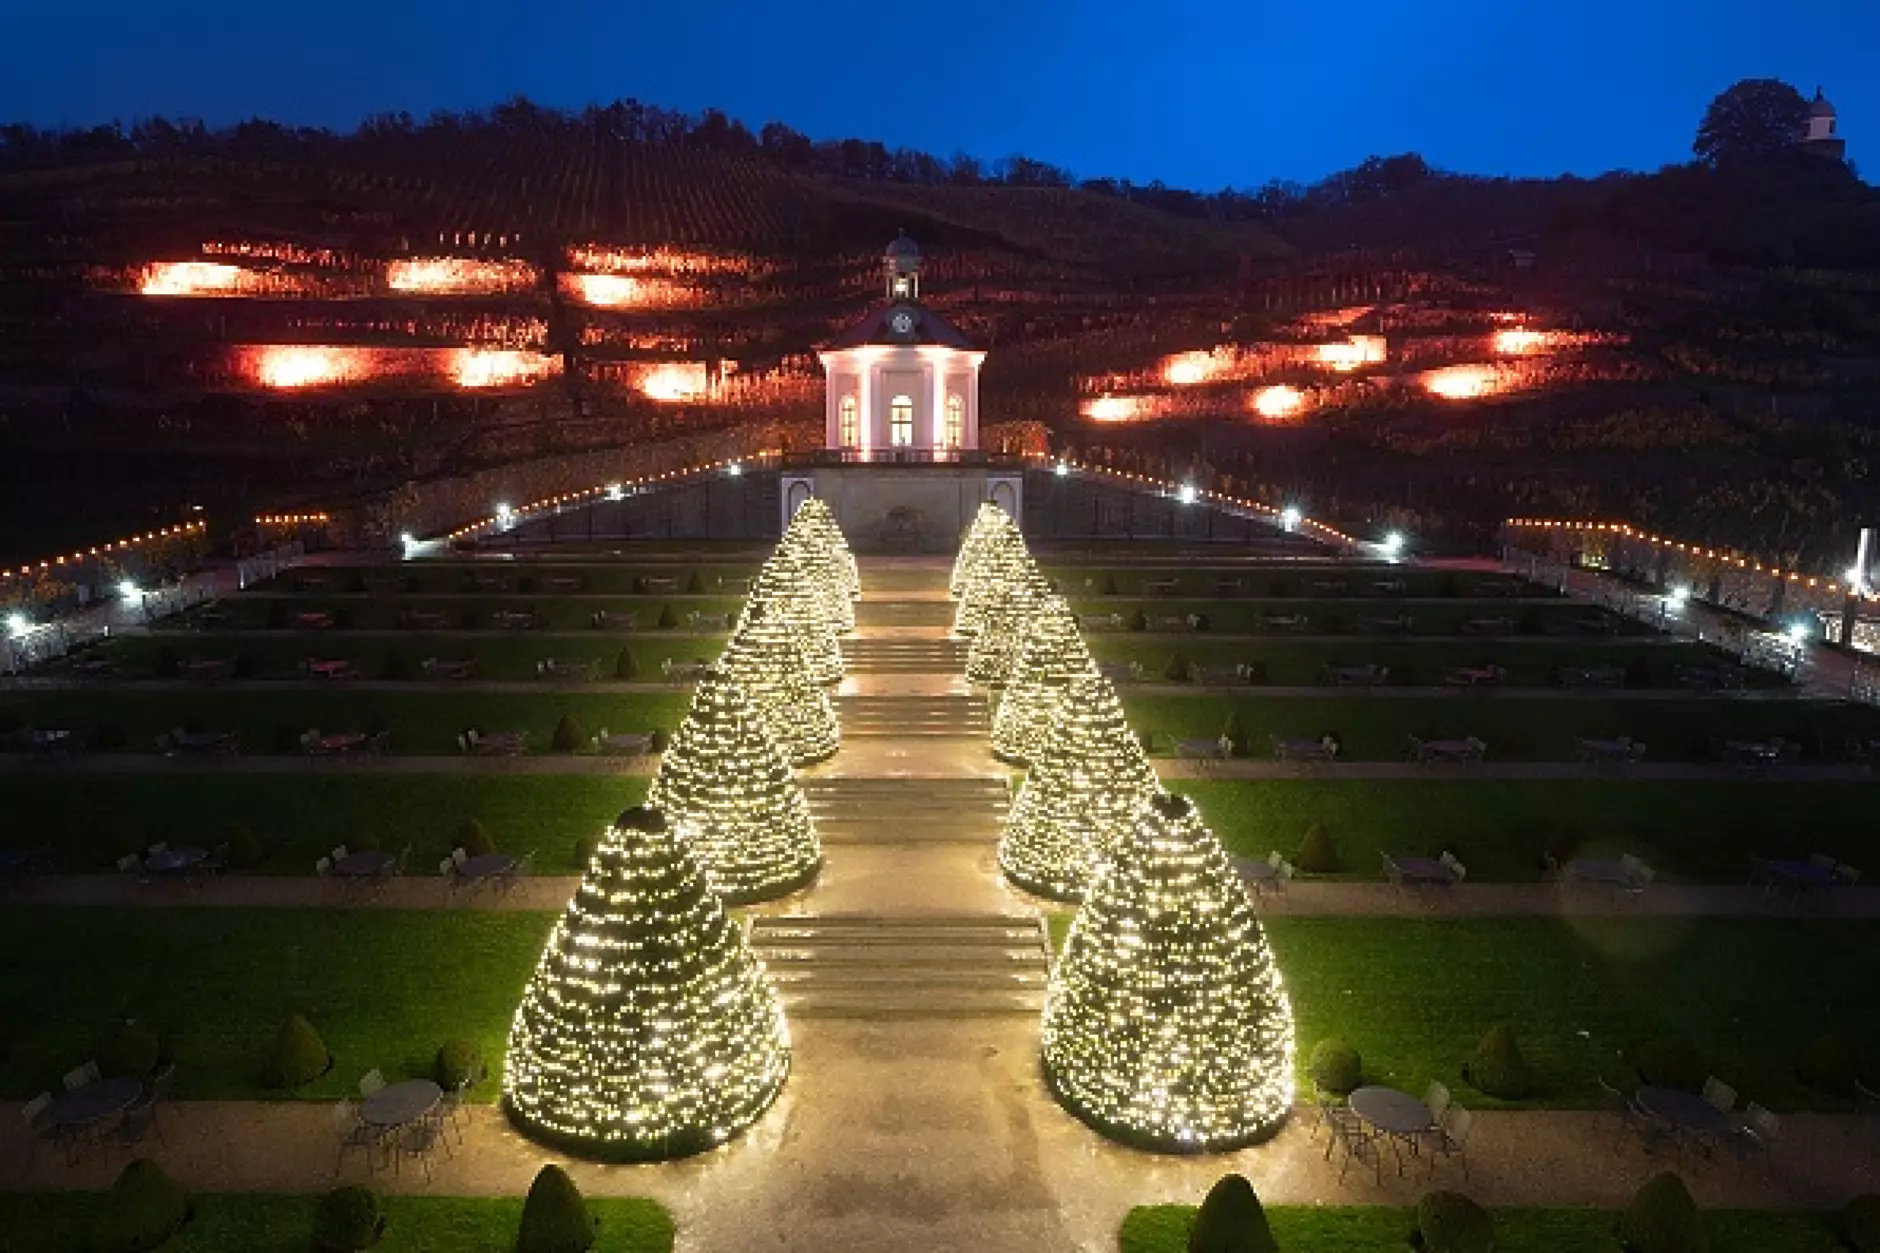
884, 230, 921, 301
1799, 88, 1847, 161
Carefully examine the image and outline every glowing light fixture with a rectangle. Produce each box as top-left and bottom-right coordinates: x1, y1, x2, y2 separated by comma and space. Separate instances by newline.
1055, 461, 1069, 478
1251, 385, 1303, 420
1379, 531, 1405, 558
727, 462, 743, 477
1177, 483, 1197, 506
1786, 622, 1811, 645
119, 580, 141, 601
606, 483, 625, 501
1280, 506, 1302, 531
6, 612, 28, 638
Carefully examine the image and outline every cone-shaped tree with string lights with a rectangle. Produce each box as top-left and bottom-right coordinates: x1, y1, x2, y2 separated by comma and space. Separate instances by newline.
966, 577, 1044, 687
999, 669, 1160, 901
1042, 790, 1295, 1153
992, 597, 1094, 765
793, 497, 860, 605
781, 503, 855, 634
750, 539, 844, 683
950, 503, 1006, 600
720, 602, 840, 765
504, 805, 791, 1161
953, 520, 1040, 638
647, 666, 821, 903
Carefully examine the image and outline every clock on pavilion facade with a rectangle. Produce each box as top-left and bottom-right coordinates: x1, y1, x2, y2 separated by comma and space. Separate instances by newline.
817, 233, 985, 456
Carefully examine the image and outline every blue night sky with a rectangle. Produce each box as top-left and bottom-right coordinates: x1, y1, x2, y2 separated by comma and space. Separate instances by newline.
3, 0, 1872, 186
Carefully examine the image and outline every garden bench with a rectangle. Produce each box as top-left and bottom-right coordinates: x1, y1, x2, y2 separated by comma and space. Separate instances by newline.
1174, 736, 1231, 765
1311, 580, 1349, 595
1459, 617, 1513, 635
292, 612, 335, 630
591, 611, 638, 630
1361, 615, 1413, 634
686, 611, 733, 632
1407, 735, 1487, 765
421, 657, 478, 680
301, 658, 354, 680
1445, 665, 1505, 687
490, 610, 538, 631
642, 576, 680, 594
1095, 660, 1142, 684
1371, 579, 1407, 595
1149, 614, 1191, 631
536, 658, 600, 682
545, 576, 585, 593
1322, 664, 1388, 686
1211, 577, 1248, 597
1577, 737, 1645, 768
398, 610, 449, 630
1557, 665, 1623, 688
717, 576, 753, 595
471, 575, 507, 592
1271, 736, 1338, 764
1078, 613, 1125, 632
661, 658, 707, 683
592, 731, 654, 758
1676, 664, 1745, 691
180, 658, 236, 682
459, 729, 526, 756
1143, 578, 1181, 597
1254, 614, 1309, 633
1191, 664, 1242, 686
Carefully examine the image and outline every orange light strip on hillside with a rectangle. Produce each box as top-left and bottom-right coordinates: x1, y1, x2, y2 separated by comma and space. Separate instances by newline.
255, 513, 330, 527
0, 520, 209, 583
1503, 517, 1867, 599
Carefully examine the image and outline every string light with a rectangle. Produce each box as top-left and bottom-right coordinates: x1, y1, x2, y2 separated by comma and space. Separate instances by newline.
748, 521, 847, 684
254, 513, 329, 527
999, 670, 1161, 902
952, 508, 1039, 638
719, 602, 841, 766
791, 497, 861, 608
0, 521, 208, 585
647, 667, 822, 904
950, 504, 1005, 600
966, 575, 1048, 687
503, 805, 791, 1161
1043, 791, 1296, 1152
991, 596, 1095, 765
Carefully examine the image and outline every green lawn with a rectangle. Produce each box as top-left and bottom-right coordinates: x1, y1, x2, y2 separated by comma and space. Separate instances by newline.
0, 774, 650, 873
1041, 566, 1541, 599
161, 593, 748, 632
1177, 777, 1880, 883
64, 633, 726, 682
8, 908, 1880, 1111
1067, 598, 1654, 638
1119, 1204, 1841, 1252
0, 689, 691, 754
1088, 636, 1775, 688
1121, 694, 1872, 761
266, 558, 757, 597
0, 1192, 672, 1253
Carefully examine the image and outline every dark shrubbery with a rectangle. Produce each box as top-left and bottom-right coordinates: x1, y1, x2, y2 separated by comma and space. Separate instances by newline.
655, 603, 678, 630
517, 1164, 597, 1252
1632, 1038, 1705, 1093
1101, 574, 1119, 596
313, 1185, 386, 1252
1413, 1190, 1494, 1252
264, 601, 288, 631
380, 650, 412, 680
1624, 658, 1653, 688
1517, 608, 1544, 635
1128, 608, 1149, 632
1618, 1172, 1707, 1253
1797, 1031, 1861, 1098
96, 1021, 162, 1079
267, 1013, 331, 1089
1297, 823, 1339, 874
155, 645, 180, 678
457, 819, 495, 857
1464, 1024, 1535, 1099
232, 653, 256, 679
551, 714, 586, 753
648, 728, 670, 754
1308, 1037, 1362, 1095
517, 575, 538, 595
1190, 612, 1212, 631
1186, 1173, 1276, 1253
684, 570, 705, 594
572, 834, 599, 868
1843, 1195, 1880, 1253
1240, 660, 1269, 685
615, 649, 640, 680
1165, 653, 1194, 683
1222, 711, 1249, 758
91, 723, 128, 750
224, 824, 265, 870
93, 1158, 189, 1252
434, 1037, 485, 1090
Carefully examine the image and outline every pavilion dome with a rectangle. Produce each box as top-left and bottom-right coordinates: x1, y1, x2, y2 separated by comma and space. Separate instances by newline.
1809, 89, 1837, 119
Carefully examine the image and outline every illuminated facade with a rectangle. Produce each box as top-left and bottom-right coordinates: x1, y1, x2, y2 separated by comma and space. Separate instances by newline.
817, 234, 985, 454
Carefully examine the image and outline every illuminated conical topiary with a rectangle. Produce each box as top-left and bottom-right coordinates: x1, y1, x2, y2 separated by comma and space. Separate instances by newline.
953, 518, 1039, 638
751, 539, 844, 683
647, 667, 821, 903
992, 596, 1094, 765
793, 497, 860, 606
966, 578, 1044, 687
780, 502, 855, 634
1042, 791, 1295, 1152
999, 670, 1159, 901
504, 805, 790, 1161
720, 602, 840, 765
950, 503, 1006, 600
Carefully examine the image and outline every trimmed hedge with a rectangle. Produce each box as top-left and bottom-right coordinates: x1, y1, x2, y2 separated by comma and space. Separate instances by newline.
1296, 823, 1339, 874
457, 819, 496, 858
1618, 1172, 1708, 1253
1413, 1191, 1494, 1253
93, 1158, 188, 1253
96, 1021, 162, 1080
551, 715, 586, 753
267, 1013, 331, 1089
1632, 1038, 1705, 1093
435, 1037, 485, 1091
517, 1164, 596, 1252
313, 1185, 386, 1252
223, 824, 266, 871
1465, 1024, 1535, 1099
1187, 1173, 1276, 1253
1308, 1038, 1362, 1096
1797, 1031, 1861, 1098
1844, 1194, 1880, 1253
615, 649, 641, 680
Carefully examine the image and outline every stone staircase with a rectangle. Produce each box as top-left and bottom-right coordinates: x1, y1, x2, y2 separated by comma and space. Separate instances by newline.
855, 599, 955, 629
748, 913, 1050, 1018
836, 694, 989, 736
801, 776, 1010, 844
842, 636, 966, 673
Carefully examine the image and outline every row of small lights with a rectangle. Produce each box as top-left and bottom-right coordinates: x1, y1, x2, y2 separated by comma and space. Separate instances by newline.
437, 453, 778, 546
255, 512, 330, 527
0, 520, 208, 584
1505, 517, 1874, 601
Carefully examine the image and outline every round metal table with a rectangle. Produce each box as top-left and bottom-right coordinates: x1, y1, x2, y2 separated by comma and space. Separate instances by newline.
459, 853, 518, 882
48, 1076, 143, 1130
335, 851, 396, 878
1348, 1085, 1435, 1136
1636, 1085, 1735, 1137
360, 1079, 442, 1129
144, 846, 207, 874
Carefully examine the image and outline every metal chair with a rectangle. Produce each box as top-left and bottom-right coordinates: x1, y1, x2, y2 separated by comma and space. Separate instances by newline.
358, 1068, 386, 1097
331, 1099, 380, 1174
395, 1114, 447, 1181
118, 1086, 164, 1150
1422, 1105, 1473, 1181
1325, 1105, 1383, 1184
1726, 1102, 1779, 1174
63, 1061, 100, 1091
1701, 1076, 1738, 1114
1423, 1080, 1452, 1126
21, 1092, 58, 1170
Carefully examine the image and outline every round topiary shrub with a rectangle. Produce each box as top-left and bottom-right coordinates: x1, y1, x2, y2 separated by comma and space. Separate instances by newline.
572, 834, 600, 869
92, 1158, 188, 1252
1842, 1194, 1880, 1253
1413, 1190, 1494, 1253
349, 832, 381, 854
1308, 1037, 1362, 1096
648, 728, 670, 755
517, 1163, 596, 1253
1798, 1031, 1861, 1098
435, 1036, 485, 1091
224, 824, 265, 870
1464, 1024, 1535, 1099
96, 1021, 162, 1080
1632, 1038, 1705, 1093
313, 1185, 386, 1252
615, 649, 640, 680
1618, 1172, 1707, 1253
457, 819, 495, 858
1297, 823, 1339, 874
684, 570, 705, 595
1165, 654, 1194, 683
551, 714, 586, 753
1186, 1173, 1276, 1253
1128, 608, 1150, 632
1222, 712, 1249, 758
267, 1013, 331, 1089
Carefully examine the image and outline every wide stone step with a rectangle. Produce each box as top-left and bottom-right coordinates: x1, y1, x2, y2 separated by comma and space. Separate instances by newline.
855, 602, 956, 628
751, 915, 1040, 945
754, 944, 1046, 970
835, 696, 990, 735
749, 912, 1050, 1017
780, 989, 1045, 1019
